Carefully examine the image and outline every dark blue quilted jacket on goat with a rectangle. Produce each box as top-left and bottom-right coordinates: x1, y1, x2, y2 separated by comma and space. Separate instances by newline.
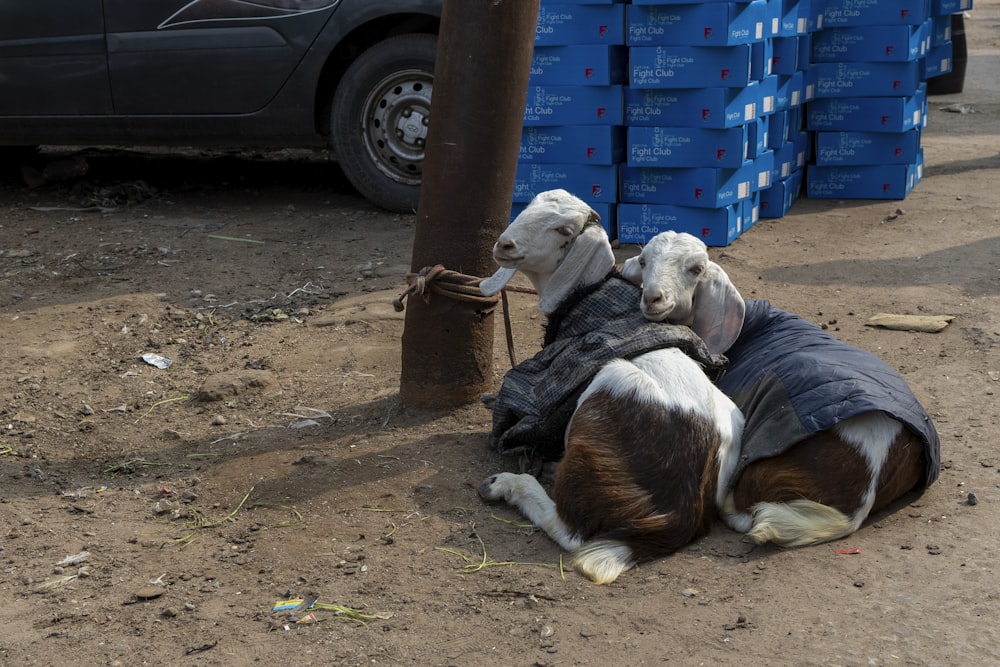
490, 275, 728, 464
717, 299, 941, 488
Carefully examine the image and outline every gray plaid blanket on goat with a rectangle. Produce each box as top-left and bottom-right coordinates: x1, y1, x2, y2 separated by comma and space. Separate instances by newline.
490, 274, 728, 464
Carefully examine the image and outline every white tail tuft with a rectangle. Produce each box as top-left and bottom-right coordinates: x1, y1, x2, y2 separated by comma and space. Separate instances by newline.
569, 540, 636, 585
744, 500, 856, 547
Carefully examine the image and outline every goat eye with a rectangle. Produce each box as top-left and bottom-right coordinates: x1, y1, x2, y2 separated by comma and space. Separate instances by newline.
638, 258, 646, 268
689, 264, 705, 276
556, 226, 574, 237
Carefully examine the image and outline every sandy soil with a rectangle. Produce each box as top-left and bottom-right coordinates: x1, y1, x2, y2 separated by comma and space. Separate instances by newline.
2, 8, 1000, 666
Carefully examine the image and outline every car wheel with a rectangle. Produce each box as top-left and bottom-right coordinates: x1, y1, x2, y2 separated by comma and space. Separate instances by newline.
330, 33, 436, 213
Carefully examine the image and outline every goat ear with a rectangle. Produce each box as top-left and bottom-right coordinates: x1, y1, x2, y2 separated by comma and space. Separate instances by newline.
538, 223, 615, 314
480, 267, 516, 297
690, 262, 745, 354
620, 255, 643, 285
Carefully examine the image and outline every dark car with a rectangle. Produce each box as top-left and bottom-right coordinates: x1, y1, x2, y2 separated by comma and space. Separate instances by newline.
0, 0, 442, 212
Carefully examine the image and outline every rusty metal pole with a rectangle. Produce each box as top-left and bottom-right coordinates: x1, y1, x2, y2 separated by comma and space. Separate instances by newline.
400, 0, 539, 408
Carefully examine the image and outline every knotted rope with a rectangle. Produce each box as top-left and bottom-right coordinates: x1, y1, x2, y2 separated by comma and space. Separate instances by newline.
393, 264, 536, 367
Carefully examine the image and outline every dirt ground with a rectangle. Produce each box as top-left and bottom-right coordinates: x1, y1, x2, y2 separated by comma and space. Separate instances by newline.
2, 10, 1000, 667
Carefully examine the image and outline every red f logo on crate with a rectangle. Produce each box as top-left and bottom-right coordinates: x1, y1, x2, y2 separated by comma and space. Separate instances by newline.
701, 227, 712, 239
881, 115, 890, 125
892, 79, 902, 90
894, 147, 903, 157
701, 108, 711, 121
586, 147, 596, 159
900, 9, 910, 20
591, 185, 603, 197
585, 67, 594, 80
885, 46, 894, 57
882, 183, 891, 193
720, 68, 731, 81
704, 27, 713, 40
596, 107, 607, 119
599, 25, 608, 38
717, 149, 727, 161
694, 188, 704, 200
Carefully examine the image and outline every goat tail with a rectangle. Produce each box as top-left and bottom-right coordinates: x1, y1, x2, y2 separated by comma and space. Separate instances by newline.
742, 499, 857, 548
569, 540, 637, 585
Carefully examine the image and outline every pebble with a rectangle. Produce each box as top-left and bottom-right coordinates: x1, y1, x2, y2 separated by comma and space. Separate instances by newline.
210, 415, 227, 426
154, 499, 179, 514
134, 585, 166, 600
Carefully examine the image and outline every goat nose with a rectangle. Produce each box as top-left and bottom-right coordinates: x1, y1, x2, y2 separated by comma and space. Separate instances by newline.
644, 290, 664, 307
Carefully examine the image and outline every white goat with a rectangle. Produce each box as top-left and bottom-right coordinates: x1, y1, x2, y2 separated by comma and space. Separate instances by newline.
478, 190, 745, 584
624, 231, 941, 548
479, 188, 616, 314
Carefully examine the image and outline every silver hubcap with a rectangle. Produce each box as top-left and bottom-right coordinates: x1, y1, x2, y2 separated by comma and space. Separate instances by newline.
362, 69, 433, 186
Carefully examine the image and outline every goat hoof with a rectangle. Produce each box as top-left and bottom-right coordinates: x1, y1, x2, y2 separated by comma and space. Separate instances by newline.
477, 473, 511, 502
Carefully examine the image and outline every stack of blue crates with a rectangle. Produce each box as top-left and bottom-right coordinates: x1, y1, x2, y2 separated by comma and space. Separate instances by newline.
512, 0, 629, 237
617, 0, 771, 246
613, 0, 826, 244
509, 0, 971, 246
806, 0, 972, 200
924, 0, 969, 82
756, 0, 821, 220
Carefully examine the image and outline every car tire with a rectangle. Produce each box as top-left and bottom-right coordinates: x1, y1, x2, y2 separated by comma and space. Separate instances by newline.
330, 33, 436, 213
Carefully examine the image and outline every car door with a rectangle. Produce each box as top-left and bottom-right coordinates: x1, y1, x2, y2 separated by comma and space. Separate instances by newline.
103, 0, 338, 115
0, 1, 112, 116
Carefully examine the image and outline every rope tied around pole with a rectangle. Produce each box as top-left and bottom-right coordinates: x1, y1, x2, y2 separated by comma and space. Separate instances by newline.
393, 264, 536, 367
392, 264, 500, 312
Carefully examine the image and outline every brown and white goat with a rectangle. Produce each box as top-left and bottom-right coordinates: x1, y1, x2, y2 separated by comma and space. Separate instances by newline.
623, 231, 940, 548
477, 190, 745, 584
